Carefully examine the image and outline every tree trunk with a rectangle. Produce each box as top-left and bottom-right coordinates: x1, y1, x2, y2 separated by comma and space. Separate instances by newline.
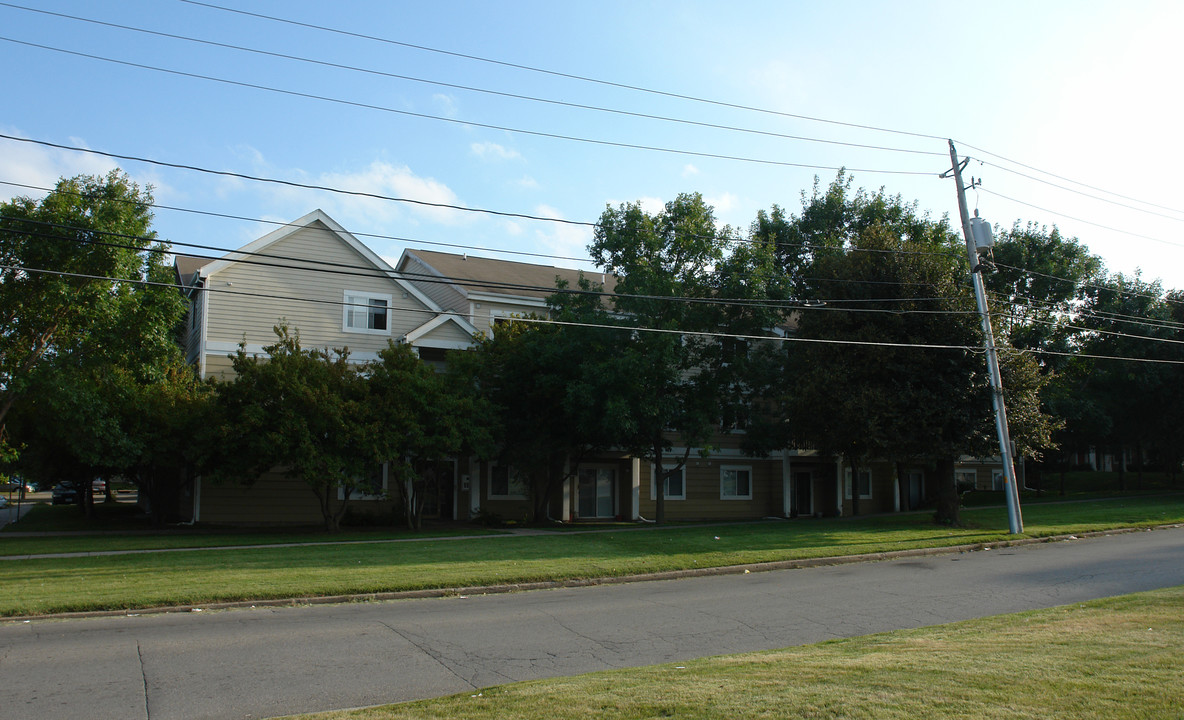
933, 457, 959, 526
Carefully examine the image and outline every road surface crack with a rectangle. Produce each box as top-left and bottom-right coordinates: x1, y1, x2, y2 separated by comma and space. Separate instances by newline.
136, 641, 151, 720
378, 621, 479, 689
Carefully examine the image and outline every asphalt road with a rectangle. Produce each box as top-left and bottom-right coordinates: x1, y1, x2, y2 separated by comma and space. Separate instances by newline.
2, 526, 1182, 720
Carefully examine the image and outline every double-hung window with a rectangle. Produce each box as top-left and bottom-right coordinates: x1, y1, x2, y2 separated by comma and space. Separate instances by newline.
651, 465, 685, 500
488, 464, 527, 499
844, 468, 872, 500
343, 291, 391, 334
720, 465, 752, 500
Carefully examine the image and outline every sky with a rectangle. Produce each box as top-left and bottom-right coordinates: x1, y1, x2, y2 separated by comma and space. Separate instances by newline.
2, 1, 1182, 291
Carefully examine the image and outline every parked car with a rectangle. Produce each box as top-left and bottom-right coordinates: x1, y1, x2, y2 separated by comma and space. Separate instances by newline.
92, 478, 107, 495
52, 482, 80, 505
0, 496, 8, 509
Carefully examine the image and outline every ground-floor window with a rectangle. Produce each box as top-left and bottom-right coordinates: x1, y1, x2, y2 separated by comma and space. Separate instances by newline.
489, 464, 527, 499
844, 468, 872, 500
720, 465, 752, 500
651, 465, 685, 500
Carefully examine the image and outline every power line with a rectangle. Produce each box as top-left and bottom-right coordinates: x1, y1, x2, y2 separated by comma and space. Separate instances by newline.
177, 0, 948, 144
978, 187, 1184, 250
9, 260, 1182, 364
0, 37, 938, 178
3, 219, 980, 318
959, 142, 1184, 217
0, 143, 957, 263
972, 166, 1184, 227
991, 260, 1183, 308
0, 2, 944, 160
168, 0, 1181, 222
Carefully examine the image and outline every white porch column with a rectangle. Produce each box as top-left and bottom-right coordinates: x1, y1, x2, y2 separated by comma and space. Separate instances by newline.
835, 459, 844, 517
631, 457, 641, 520
468, 456, 480, 518
781, 451, 792, 518
562, 471, 572, 522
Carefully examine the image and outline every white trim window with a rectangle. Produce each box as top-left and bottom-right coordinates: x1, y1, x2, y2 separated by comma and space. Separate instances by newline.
720, 465, 752, 500
650, 465, 685, 501
844, 468, 872, 500
343, 291, 392, 334
488, 463, 528, 499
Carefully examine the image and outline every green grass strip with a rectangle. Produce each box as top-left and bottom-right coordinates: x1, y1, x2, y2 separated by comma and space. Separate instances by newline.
2, 495, 1182, 617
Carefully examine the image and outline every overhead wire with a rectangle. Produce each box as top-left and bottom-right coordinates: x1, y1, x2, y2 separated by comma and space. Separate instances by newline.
0, 38, 938, 178
0, 143, 961, 261
21, 261, 1184, 363
0, 3, 945, 159
176, 0, 947, 143
165, 1, 1184, 220
2, 219, 980, 317
979, 187, 1184, 249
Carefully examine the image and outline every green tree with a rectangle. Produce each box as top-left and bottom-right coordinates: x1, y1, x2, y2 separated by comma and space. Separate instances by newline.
590, 192, 750, 524
2, 171, 195, 516
366, 342, 492, 530
756, 177, 1057, 525
449, 291, 619, 524
0, 171, 164, 439
211, 325, 370, 532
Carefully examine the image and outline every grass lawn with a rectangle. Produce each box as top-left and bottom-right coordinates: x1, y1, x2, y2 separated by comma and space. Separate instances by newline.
1, 495, 1182, 617
283, 586, 1184, 720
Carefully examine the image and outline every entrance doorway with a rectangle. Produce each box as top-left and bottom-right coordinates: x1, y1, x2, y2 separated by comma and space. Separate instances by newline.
793, 470, 813, 517
421, 459, 457, 520
907, 470, 924, 510
578, 466, 616, 519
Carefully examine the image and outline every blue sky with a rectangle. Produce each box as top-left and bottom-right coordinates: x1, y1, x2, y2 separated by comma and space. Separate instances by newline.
2, 1, 1182, 289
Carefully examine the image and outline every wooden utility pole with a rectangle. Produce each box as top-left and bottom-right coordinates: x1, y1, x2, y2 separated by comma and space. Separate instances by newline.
947, 140, 1024, 534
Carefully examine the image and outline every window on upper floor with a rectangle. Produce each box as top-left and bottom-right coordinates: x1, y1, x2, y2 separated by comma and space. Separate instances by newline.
343, 291, 391, 334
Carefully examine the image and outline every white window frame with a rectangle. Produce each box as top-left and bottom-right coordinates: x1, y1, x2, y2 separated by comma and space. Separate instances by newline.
991, 469, 1005, 491
844, 468, 873, 500
343, 290, 392, 335
720, 465, 753, 500
650, 464, 686, 501
488, 463, 528, 500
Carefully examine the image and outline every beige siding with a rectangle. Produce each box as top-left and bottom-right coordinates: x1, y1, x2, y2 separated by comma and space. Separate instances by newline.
637, 457, 784, 520
472, 299, 549, 335
199, 471, 397, 526
415, 318, 478, 347
203, 222, 431, 361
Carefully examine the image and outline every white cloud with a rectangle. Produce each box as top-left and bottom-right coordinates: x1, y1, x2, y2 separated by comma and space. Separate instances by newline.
316, 161, 469, 228
470, 142, 521, 161
705, 192, 739, 215
532, 204, 594, 264
432, 94, 459, 119
0, 130, 120, 202
517, 175, 540, 190
682, 164, 700, 178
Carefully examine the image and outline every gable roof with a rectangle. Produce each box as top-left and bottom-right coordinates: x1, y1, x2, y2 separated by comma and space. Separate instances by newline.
184, 209, 444, 313
398, 248, 615, 302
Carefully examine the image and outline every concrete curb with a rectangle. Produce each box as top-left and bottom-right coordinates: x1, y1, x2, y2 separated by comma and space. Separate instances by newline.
7, 524, 1180, 624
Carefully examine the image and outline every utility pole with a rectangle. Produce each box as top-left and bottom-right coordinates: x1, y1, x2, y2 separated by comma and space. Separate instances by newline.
946, 140, 1024, 534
